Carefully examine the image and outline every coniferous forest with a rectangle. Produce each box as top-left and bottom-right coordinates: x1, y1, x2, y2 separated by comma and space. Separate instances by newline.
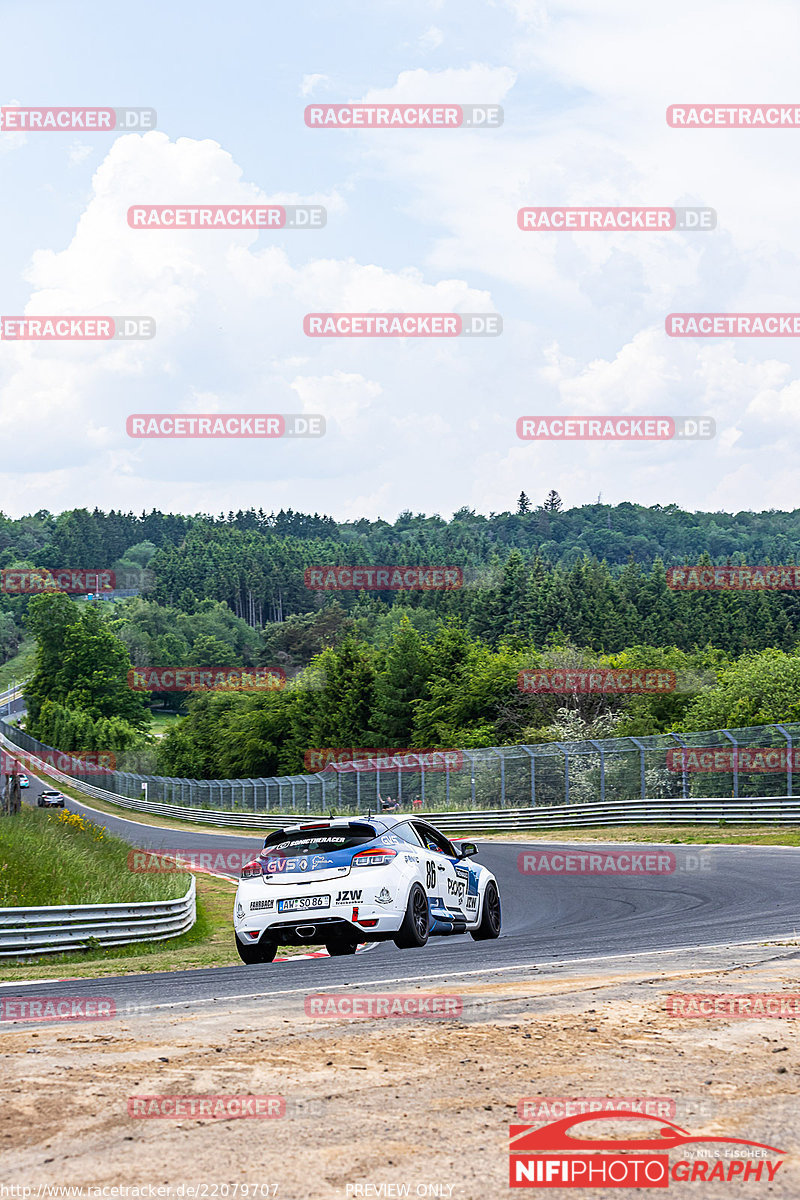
3, 496, 800, 779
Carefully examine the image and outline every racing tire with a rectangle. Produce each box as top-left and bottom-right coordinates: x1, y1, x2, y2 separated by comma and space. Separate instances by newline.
325, 940, 359, 956
235, 936, 278, 964
470, 881, 501, 940
393, 883, 429, 949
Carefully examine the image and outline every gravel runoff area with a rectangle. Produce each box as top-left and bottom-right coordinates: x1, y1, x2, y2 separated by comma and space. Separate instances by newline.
1, 941, 798, 1199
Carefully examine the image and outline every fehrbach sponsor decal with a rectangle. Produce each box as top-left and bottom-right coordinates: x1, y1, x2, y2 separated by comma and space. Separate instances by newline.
508, 1111, 785, 1187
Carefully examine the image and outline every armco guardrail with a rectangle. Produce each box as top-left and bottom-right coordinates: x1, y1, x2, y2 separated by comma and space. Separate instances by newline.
0, 877, 196, 958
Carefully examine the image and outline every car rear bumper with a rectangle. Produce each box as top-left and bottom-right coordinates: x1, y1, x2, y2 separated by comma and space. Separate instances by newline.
237, 917, 396, 946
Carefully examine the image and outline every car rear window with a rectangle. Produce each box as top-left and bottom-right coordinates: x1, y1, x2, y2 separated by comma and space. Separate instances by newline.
262, 823, 377, 858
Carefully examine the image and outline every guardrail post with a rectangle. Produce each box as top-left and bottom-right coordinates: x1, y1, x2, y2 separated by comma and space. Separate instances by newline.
668, 733, 689, 798
721, 729, 739, 798
774, 724, 793, 797
629, 737, 647, 799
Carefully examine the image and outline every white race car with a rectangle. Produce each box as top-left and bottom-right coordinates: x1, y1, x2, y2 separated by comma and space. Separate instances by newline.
233, 815, 502, 963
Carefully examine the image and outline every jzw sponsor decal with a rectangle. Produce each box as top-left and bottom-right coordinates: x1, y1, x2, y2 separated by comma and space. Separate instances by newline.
466, 896, 478, 911
335, 890, 363, 904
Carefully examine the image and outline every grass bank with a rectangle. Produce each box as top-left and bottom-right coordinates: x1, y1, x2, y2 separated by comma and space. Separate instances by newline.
0, 806, 191, 907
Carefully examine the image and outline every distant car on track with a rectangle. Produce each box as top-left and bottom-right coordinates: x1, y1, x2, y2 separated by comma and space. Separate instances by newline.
233, 815, 501, 964
37, 789, 65, 808
17, 774, 29, 788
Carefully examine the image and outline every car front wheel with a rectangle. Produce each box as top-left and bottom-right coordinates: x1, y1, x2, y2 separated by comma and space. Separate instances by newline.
393, 883, 429, 949
471, 881, 501, 940
235, 936, 278, 964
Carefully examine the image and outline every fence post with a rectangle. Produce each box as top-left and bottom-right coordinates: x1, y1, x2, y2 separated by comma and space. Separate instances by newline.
668, 733, 689, 798
774, 724, 793, 797
629, 737, 647, 799
461, 749, 477, 809
521, 746, 536, 807
555, 744, 569, 805
588, 740, 606, 803
721, 730, 739, 798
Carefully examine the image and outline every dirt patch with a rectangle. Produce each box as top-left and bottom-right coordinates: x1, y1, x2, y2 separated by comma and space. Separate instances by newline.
1, 955, 798, 1198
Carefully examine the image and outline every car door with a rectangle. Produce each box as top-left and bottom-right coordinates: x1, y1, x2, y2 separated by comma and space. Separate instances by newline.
410, 821, 466, 924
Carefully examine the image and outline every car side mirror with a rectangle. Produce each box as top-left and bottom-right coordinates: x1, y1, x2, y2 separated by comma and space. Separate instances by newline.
457, 841, 478, 859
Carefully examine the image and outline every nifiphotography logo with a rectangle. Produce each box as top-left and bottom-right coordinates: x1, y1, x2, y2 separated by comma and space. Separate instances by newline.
508, 1111, 785, 1187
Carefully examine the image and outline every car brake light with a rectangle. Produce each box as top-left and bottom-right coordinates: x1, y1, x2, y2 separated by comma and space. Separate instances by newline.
351, 848, 397, 867
241, 860, 263, 878
356, 919, 379, 928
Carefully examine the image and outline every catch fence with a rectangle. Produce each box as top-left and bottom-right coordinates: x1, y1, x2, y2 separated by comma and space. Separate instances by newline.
2, 718, 799, 817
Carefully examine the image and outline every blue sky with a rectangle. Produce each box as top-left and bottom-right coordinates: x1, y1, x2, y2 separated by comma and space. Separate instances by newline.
1, 0, 799, 520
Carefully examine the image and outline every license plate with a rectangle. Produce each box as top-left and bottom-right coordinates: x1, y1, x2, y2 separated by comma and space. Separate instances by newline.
277, 895, 330, 913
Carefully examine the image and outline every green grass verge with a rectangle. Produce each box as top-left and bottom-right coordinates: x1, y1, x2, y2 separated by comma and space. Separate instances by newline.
149, 709, 182, 739
0, 806, 191, 907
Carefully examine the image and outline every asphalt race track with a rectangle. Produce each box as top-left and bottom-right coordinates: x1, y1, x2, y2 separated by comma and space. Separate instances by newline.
4, 766, 800, 1016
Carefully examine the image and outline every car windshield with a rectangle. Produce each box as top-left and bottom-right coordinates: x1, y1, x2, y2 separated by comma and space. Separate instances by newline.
262, 823, 378, 859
